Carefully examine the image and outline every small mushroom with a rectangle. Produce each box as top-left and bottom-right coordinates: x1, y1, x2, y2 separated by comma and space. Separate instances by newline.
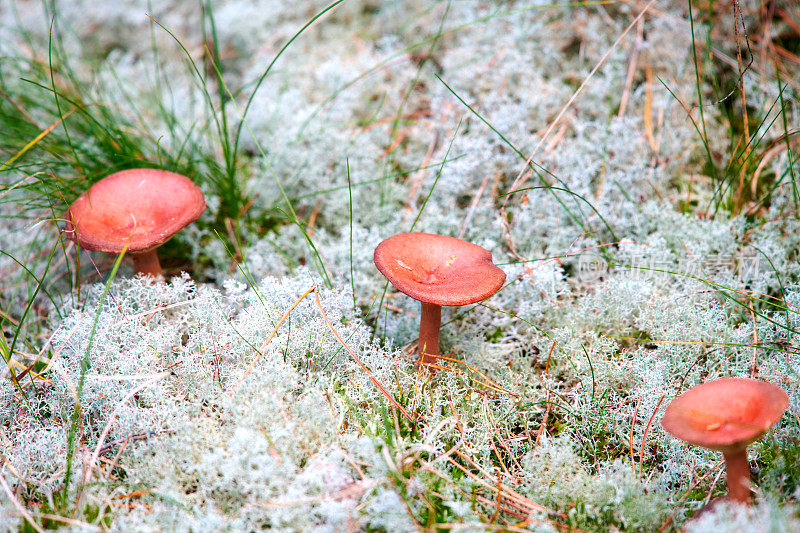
660, 377, 788, 504
373, 232, 506, 367
64, 168, 206, 278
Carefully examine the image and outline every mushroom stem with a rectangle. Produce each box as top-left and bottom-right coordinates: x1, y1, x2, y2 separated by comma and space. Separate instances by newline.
131, 249, 163, 278
723, 449, 751, 504
418, 302, 441, 367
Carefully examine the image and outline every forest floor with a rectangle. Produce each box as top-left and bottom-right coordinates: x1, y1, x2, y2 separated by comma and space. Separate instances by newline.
1, 1, 799, 531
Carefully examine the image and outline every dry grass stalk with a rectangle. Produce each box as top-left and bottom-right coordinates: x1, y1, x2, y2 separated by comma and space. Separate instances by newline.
313, 287, 414, 421
424, 353, 518, 397
230, 285, 317, 392
0, 469, 45, 533
504, 0, 658, 205
618, 16, 645, 118
83, 369, 176, 485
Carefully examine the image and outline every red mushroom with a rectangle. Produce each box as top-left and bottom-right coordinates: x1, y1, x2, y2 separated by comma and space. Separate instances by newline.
373, 232, 506, 367
660, 377, 788, 504
64, 168, 206, 278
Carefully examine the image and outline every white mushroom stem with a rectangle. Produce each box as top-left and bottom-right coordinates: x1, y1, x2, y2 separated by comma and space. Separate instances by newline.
418, 302, 441, 367
131, 249, 163, 278
723, 448, 751, 504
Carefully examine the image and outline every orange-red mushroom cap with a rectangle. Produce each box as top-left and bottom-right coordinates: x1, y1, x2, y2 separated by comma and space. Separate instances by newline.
65, 168, 206, 253
373, 232, 506, 306
660, 378, 788, 453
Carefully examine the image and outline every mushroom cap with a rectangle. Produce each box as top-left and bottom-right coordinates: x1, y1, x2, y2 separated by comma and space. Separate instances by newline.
373, 232, 506, 306
65, 168, 206, 253
660, 378, 788, 453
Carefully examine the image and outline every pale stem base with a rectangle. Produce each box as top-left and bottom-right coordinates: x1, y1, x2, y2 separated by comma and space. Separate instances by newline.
418, 302, 441, 368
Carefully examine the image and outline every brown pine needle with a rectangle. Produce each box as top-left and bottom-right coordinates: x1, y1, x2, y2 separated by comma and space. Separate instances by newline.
313, 288, 413, 422
228, 285, 413, 421
230, 285, 316, 393
639, 394, 665, 477
111, 490, 154, 500
427, 354, 519, 397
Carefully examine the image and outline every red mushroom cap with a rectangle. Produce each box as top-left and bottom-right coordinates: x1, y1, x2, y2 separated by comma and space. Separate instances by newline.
660, 378, 788, 453
373, 232, 506, 306
65, 168, 206, 253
